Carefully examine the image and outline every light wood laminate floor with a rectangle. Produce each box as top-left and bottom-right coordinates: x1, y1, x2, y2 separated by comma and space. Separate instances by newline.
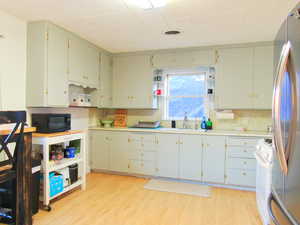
33, 173, 262, 225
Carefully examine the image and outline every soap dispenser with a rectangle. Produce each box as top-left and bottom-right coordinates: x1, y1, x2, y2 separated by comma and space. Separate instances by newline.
201, 117, 207, 130
183, 112, 188, 129
206, 118, 213, 130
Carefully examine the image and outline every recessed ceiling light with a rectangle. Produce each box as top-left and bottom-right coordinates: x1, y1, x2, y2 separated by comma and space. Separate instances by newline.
126, 0, 167, 9
164, 30, 181, 35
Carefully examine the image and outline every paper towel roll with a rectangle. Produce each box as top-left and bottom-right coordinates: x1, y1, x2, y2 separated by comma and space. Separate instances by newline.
216, 111, 235, 120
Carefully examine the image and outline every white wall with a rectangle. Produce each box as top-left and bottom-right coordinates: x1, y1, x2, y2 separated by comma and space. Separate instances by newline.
0, 9, 27, 110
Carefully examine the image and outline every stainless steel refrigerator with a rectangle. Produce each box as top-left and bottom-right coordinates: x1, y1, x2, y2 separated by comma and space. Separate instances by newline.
269, 2, 300, 225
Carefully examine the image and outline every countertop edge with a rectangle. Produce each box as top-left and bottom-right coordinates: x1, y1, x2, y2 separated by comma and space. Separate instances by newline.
88, 127, 272, 138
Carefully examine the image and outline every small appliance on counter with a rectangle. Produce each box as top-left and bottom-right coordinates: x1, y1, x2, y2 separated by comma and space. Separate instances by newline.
132, 121, 161, 129
100, 120, 114, 128
32, 113, 71, 133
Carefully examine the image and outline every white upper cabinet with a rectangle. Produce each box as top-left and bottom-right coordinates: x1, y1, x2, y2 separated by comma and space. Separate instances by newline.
152, 50, 215, 68
98, 53, 113, 108
112, 55, 157, 109
84, 43, 99, 88
27, 21, 102, 107
215, 45, 274, 110
253, 46, 274, 109
215, 47, 253, 109
68, 35, 99, 88
27, 22, 69, 107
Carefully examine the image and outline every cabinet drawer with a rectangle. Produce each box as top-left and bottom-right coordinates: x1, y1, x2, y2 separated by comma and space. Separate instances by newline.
142, 160, 156, 176
141, 151, 157, 161
128, 149, 141, 160
129, 133, 156, 143
228, 146, 255, 158
227, 158, 256, 170
128, 159, 156, 176
226, 169, 256, 187
227, 137, 260, 147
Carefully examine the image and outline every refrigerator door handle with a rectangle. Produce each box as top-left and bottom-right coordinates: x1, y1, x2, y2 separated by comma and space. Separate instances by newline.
273, 41, 298, 175
267, 194, 281, 225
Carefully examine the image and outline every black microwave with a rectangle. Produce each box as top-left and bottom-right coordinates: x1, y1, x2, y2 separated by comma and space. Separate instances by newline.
31, 114, 71, 133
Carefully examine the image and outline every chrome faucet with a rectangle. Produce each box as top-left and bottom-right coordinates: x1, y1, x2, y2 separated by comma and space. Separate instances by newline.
183, 112, 188, 129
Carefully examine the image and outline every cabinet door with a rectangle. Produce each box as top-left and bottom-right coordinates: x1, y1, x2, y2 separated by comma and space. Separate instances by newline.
47, 23, 68, 106
109, 132, 128, 173
99, 53, 112, 108
253, 45, 274, 109
152, 50, 214, 68
157, 134, 179, 178
215, 47, 253, 109
202, 136, 226, 183
68, 35, 85, 84
90, 131, 110, 170
112, 55, 154, 108
179, 135, 203, 181
85, 44, 99, 88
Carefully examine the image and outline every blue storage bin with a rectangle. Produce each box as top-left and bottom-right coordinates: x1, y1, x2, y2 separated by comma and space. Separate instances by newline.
64, 147, 76, 158
49, 172, 64, 197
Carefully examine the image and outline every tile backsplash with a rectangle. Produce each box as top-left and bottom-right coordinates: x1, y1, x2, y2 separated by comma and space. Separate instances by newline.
94, 108, 272, 132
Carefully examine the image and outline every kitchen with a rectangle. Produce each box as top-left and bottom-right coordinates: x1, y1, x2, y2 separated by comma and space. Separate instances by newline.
0, 0, 298, 225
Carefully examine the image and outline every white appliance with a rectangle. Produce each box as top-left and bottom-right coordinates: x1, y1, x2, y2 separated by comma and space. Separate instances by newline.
255, 138, 274, 225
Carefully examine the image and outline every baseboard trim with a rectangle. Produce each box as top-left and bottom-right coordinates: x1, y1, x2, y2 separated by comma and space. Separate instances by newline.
90, 169, 255, 192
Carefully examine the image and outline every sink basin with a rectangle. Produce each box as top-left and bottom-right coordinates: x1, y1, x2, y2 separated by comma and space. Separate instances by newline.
158, 128, 207, 132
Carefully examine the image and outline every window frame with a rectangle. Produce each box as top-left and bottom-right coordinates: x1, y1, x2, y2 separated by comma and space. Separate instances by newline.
164, 72, 208, 120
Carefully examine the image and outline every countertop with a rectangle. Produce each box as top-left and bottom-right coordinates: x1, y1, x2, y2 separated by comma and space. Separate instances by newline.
89, 126, 272, 138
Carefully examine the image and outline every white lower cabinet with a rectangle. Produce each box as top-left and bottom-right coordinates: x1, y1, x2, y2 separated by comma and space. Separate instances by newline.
225, 137, 258, 187
90, 131, 111, 170
90, 130, 261, 189
202, 136, 226, 184
128, 133, 158, 176
109, 132, 129, 173
179, 134, 203, 181
226, 169, 256, 187
157, 134, 180, 178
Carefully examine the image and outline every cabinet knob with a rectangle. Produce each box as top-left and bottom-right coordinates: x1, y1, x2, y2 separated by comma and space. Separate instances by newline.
243, 161, 247, 165
242, 172, 247, 176
64, 91, 67, 94
244, 150, 247, 153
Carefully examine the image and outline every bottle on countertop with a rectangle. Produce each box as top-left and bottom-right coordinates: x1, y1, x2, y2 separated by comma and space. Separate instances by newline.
201, 116, 207, 130
206, 118, 213, 130
183, 112, 188, 129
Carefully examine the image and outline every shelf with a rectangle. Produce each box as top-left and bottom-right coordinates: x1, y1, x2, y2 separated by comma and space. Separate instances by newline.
50, 179, 83, 200
46, 157, 83, 172
69, 105, 98, 108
